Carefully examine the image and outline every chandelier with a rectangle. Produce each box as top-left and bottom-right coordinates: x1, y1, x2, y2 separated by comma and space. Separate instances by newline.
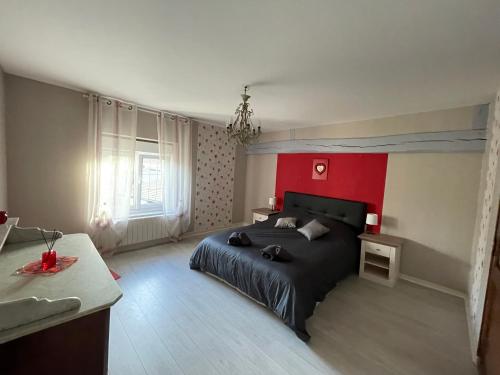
225, 85, 262, 146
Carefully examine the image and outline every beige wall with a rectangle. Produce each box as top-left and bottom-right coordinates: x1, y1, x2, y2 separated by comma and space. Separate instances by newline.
383, 153, 481, 291
0, 67, 7, 210
243, 153, 278, 223
245, 106, 483, 292
5, 74, 89, 233
259, 106, 478, 142
137, 110, 158, 140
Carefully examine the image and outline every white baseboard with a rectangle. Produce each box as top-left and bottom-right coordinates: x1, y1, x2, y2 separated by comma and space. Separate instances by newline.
399, 273, 466, 299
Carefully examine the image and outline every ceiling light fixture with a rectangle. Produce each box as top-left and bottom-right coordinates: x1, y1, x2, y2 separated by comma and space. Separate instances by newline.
225, 85, 261, 146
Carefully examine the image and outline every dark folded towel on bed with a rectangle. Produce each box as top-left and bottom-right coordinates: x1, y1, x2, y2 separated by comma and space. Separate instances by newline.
260, 244, 292, 261
227, 232, 252, 246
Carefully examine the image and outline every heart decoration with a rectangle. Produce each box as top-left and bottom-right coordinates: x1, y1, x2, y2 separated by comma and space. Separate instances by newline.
315, 163, 326, 175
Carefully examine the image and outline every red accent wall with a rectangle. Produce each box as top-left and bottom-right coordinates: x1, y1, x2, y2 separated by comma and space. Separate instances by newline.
275, 153, 388, 233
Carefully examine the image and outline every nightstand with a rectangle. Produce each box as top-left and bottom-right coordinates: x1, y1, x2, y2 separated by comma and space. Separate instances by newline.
252, 208, 280, 224
358, 233, 404, 287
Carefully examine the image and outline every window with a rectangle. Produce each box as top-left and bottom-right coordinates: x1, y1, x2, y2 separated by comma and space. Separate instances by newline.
129, 139, 163, 218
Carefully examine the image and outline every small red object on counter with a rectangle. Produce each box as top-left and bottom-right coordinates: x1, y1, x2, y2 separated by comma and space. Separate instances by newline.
41, 250, 57, 271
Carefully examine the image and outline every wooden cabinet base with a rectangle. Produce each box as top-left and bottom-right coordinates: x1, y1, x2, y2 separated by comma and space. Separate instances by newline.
0, 308, 110, 375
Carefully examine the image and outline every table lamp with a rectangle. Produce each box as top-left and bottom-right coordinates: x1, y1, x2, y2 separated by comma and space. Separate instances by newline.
269, 196, 277, 210
365, 213, 378, 234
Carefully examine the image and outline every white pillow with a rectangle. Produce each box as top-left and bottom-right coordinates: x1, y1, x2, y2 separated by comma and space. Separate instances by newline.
297, 219, 330, 241
275, 217, 297, 228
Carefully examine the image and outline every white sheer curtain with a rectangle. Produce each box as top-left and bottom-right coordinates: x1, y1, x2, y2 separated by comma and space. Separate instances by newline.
87, 97, 137, 254
157, 114, 192, 238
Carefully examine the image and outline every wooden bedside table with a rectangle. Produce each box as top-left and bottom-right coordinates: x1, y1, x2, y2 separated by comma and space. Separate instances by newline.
358, 233, 404, 287
252, 208, 280, 224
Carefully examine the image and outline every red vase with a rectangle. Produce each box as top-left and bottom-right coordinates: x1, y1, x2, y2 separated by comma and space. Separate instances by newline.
0, 211, 7, 225
42, 250, 57, 271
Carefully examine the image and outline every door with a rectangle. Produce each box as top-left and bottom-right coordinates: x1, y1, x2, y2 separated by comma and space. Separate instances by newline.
478, 202, 500, 374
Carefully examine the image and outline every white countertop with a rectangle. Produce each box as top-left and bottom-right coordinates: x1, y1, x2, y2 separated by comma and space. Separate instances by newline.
0, 233, 122, 343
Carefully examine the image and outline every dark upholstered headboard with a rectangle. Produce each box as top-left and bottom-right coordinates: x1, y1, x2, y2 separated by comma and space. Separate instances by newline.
283, 191, 367, 233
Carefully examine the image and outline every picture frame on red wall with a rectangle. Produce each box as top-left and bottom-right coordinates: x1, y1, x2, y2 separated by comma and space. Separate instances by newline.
312, 159, 329, 180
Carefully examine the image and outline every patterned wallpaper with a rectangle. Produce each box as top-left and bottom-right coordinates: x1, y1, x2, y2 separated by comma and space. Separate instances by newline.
469, 91, 500, 353
194, 123, 236, 232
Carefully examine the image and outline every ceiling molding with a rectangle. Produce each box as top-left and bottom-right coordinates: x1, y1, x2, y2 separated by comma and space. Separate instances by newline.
246, 129, 487, 155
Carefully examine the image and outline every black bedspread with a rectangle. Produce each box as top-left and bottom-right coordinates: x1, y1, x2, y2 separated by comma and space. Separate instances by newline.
189, 210, 360, 341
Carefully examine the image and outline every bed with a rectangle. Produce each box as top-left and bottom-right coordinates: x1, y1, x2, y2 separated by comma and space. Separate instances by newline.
189, 191, 367, 341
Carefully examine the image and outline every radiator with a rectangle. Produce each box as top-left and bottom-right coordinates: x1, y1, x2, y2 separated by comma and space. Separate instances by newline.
122, 216, 169, 246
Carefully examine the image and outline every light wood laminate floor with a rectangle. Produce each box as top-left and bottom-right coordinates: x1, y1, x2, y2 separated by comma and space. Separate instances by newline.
106, 237, 477, 375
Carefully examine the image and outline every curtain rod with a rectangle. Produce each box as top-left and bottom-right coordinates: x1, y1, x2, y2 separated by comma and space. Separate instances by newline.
82, 93, 191, 120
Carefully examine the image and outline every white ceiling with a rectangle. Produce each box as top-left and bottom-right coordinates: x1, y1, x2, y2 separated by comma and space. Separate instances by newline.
0, 0, 499, 131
